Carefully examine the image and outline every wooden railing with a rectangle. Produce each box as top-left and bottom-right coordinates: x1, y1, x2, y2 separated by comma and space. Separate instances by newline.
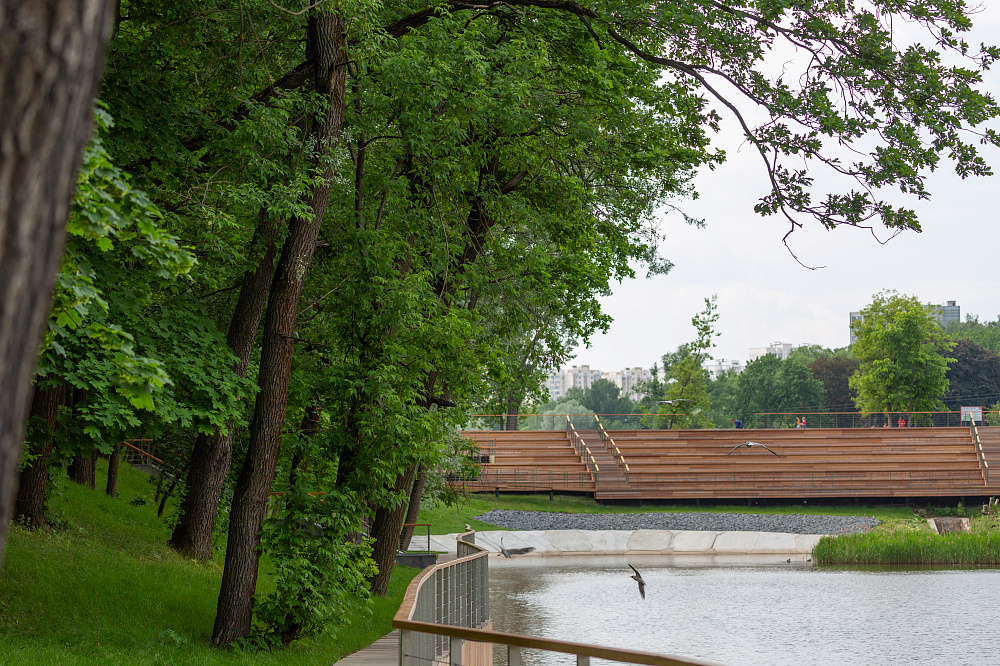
393, 531, 717, 666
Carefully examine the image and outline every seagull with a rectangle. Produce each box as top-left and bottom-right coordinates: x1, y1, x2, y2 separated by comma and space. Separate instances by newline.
725, 441, 780, 457
657, 399, 692, 405
499, 536, 535, 558
628, 564, 646, 599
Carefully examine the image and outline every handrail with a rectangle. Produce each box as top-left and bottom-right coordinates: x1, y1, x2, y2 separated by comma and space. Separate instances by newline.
566, 417, 600, 474
393, 531, 716, 666
596, 415, 630, 478
972, 424, 989, 485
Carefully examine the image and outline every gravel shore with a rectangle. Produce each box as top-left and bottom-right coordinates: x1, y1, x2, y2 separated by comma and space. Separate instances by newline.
473, 509, 879, 535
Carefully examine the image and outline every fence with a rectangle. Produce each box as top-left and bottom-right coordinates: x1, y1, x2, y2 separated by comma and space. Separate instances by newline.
393, 531, 716, 666
465, 412, 995, 431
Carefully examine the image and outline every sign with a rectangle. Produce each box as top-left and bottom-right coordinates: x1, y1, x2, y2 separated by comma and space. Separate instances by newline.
961, 406, 983, 424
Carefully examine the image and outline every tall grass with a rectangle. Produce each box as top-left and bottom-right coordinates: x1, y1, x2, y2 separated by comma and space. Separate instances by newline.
0, 460, 417, 665
813, 526, 1000, 566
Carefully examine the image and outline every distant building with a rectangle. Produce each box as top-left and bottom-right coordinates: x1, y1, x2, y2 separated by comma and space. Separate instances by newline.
748, 341, 794, 362
850, 300, 959, 344
703, 358, 745, 379
545, 365, 652, 401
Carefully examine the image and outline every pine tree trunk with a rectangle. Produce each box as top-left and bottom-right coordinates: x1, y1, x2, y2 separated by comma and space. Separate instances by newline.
169, 208, 282, 561
14, 383, 64, 528
368, 463, 418, 597
0, 0, 115, 573
399, 464, 426, 552
105, 443, 121, 497
212, 11, 347, 646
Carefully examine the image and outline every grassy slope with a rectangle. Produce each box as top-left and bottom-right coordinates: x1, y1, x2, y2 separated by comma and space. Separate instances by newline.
418, 493, 914, 534
0, 460, 417, 666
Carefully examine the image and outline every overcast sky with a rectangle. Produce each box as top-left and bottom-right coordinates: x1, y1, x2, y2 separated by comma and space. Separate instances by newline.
569, 7, 1000, 373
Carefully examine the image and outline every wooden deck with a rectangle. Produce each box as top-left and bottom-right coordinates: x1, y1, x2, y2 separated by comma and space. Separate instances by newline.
334, 629, 398, 665
456, 427, 999, 500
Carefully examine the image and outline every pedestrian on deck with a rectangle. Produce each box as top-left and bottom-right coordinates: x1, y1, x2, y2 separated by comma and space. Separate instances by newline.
795, 417, 802, 428
898, 416, 906, 428
801, 416, 807, 428
733, 419, 744, 429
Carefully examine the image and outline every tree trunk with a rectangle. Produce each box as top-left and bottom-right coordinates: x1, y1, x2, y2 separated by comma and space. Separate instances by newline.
399, 464, 426, 552
212, 11, 347, 646
368, 463, 418, 596
14, 383, 64, 528
505, 394, 520, 431
105, 443, 121, 497
169, 207, 282, 561
68, 449, 96, 489
158, 477, 177, 518
0, 0, 115, 573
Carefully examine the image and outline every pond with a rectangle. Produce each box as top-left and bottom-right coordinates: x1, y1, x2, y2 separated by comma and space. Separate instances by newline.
489, 555, 998, 665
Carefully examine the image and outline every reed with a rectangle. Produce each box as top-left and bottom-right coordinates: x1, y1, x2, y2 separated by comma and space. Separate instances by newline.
813, 524, 1000, 565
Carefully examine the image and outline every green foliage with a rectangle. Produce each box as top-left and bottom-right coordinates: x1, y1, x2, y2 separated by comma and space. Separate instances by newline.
649, 296, 718, 429
730, 355, 826, 426
254, 491, 376, 646
850, 291, 956, 413
944, 314, 1000, 354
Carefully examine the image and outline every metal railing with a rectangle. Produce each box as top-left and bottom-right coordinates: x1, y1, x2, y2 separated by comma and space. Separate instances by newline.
450, 469, 596, 492
973, 425, 990, 484
595, 415, 630, 479
463, 411, 999, 431
566, 417, 600, 474
394, 531, 715, 666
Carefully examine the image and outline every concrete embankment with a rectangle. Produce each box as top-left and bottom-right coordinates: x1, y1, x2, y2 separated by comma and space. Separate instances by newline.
428, 529, 823, 556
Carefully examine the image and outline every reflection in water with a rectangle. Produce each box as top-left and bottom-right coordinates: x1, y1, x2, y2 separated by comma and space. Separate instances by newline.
489, 555, 999, 666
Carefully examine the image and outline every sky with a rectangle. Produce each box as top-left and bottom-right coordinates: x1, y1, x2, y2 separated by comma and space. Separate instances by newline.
569, 6, 1000, 373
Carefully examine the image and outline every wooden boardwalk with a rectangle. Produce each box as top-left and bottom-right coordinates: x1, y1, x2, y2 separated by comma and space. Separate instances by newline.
334, 629, 398, 665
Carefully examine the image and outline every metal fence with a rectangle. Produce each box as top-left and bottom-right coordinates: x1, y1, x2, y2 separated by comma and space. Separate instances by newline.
465, 412, 994, 431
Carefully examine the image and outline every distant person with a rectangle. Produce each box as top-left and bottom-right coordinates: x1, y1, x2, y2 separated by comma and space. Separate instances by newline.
795, 417, 801, 428
798, 417, 807, 429
898, 417, 906, 428
733, 419, 744, 429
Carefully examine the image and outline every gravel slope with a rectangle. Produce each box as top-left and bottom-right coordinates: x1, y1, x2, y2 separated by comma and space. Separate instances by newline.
474, 510, 879, 535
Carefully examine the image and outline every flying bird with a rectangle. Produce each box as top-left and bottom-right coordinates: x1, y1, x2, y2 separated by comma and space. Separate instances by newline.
725, 441, 780, 457
657, 399, 692, 405
499, 536, 535, 558
628, 564, 646, 599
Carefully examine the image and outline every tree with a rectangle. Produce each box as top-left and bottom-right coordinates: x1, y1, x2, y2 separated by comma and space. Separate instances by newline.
850, 291, 955, 414
944, 315, 1000, 355
652, 296, 719, 428
735, 355, 826, 426
808, 355, 861, 415
942, 339, 1000, 411
0, 0, 116, 571
582, 378, 633, 418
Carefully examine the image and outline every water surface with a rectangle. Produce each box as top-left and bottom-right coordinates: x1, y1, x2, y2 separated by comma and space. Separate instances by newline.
489, 555, 997, 665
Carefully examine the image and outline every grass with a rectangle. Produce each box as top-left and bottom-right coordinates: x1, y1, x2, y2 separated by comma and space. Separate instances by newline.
418, 492, 915, 534
0, 459, 418, 666
813, 511, 1000, 565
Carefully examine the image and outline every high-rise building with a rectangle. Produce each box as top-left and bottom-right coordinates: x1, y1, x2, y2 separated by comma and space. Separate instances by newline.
545, 365, 652, 401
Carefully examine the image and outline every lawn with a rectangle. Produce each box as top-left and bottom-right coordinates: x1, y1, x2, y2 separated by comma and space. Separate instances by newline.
0, 459, 417, 666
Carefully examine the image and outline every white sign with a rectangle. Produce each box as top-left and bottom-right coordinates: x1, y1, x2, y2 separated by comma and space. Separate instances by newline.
961, 406, 983, 423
